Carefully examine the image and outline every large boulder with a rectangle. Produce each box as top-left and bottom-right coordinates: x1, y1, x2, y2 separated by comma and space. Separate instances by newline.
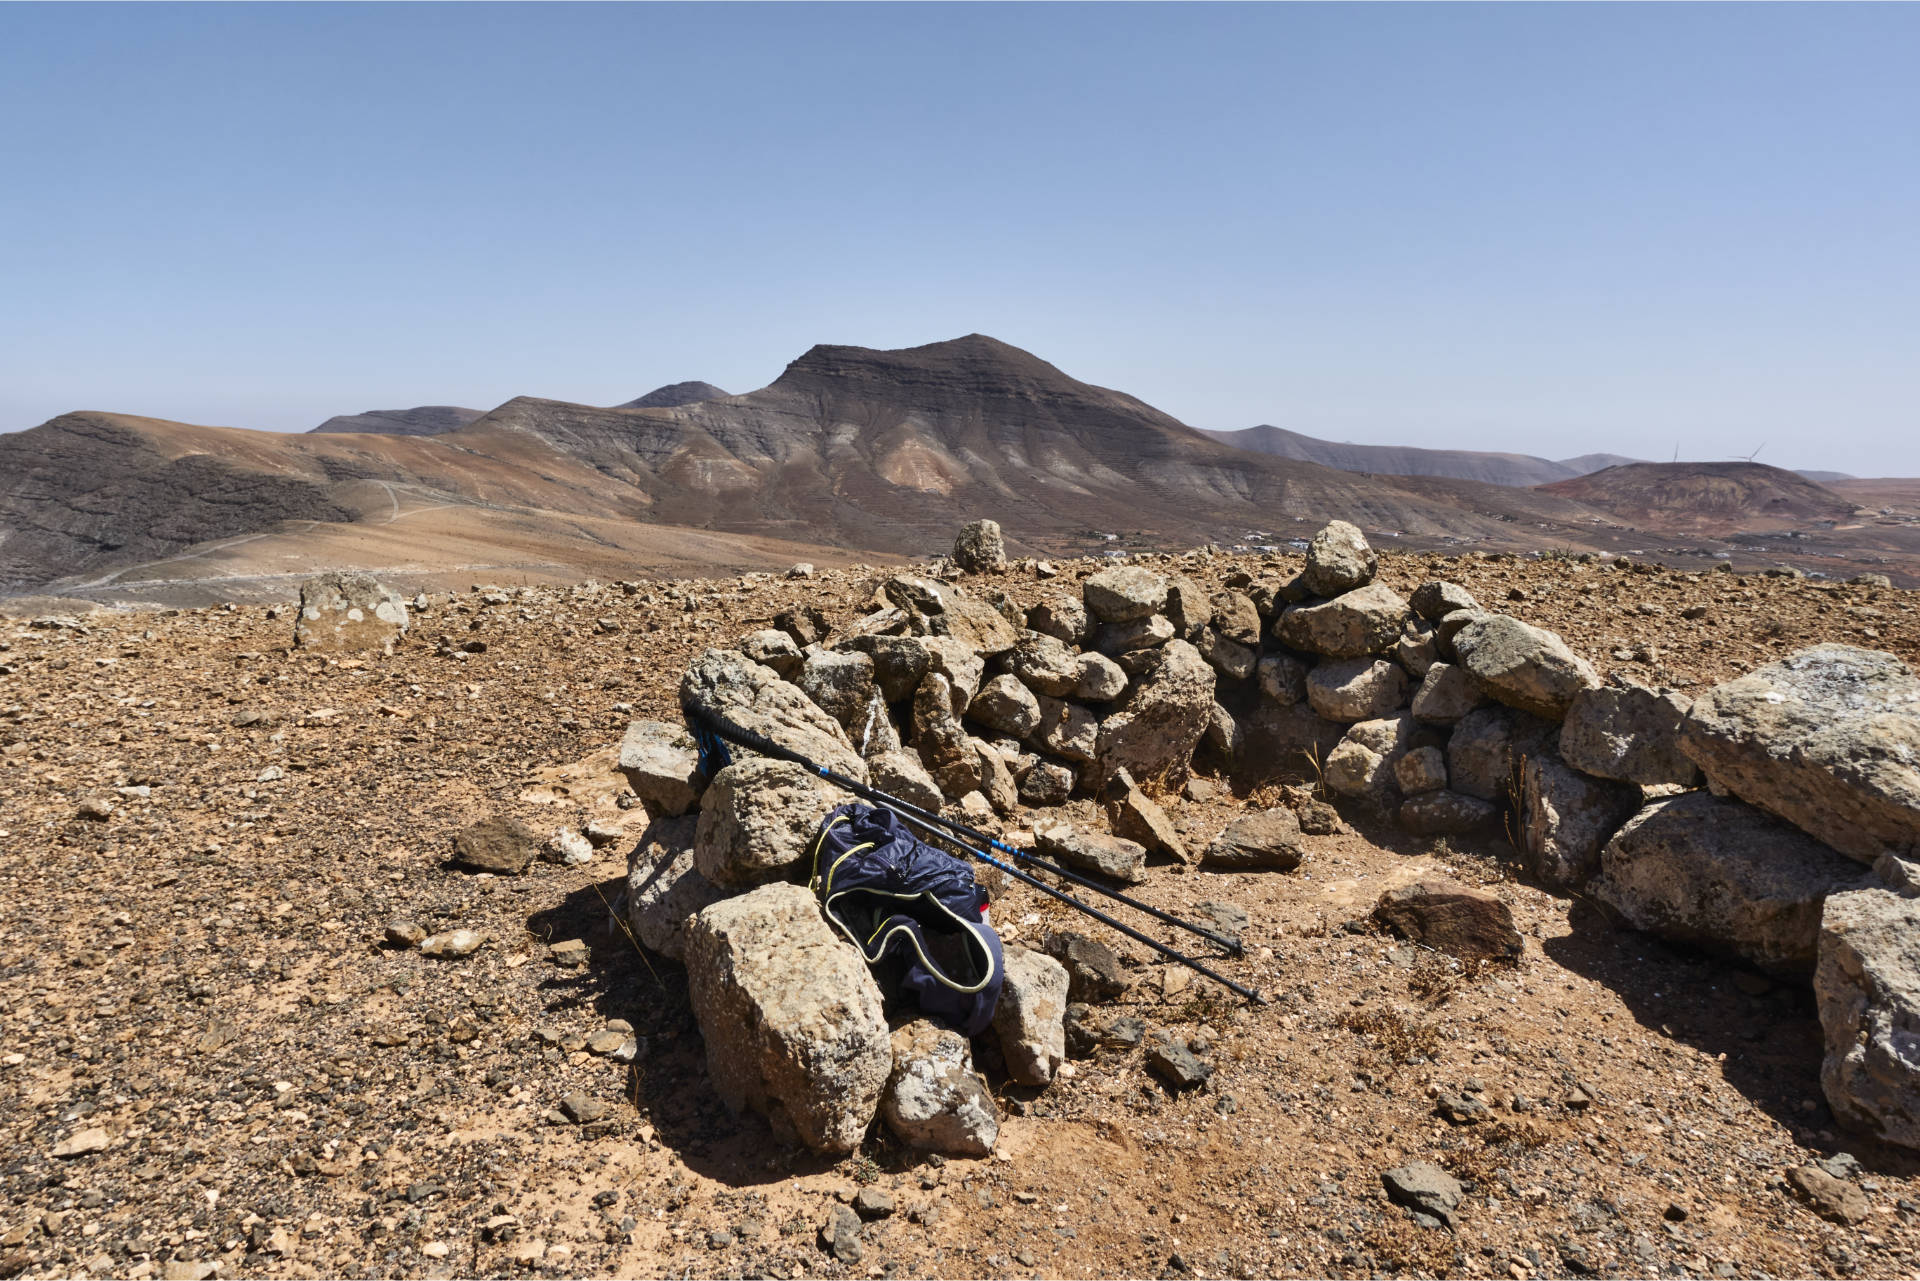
1256, 650, 1310, 705
1210, 590, 1261, 648
992, 948, 1069, 1086
1517, 755, 1637, 890
1103, 769, 1188, 863
740, 629, 803, 679
1197, 627, 1256, 681
1090, 639, 1216, 790
1095, 614, 1176, 657
686, 884, 891, 1154
693, 759, 841, 887
1273, 583, 1410, 659
1560, 675, 1700, 787
1410, 662, 1485, 727
952, 520, 1006, 573
1395, 617, 1440, 679
968, 674, 1042, 739
1817, 889, 1920, 1149
920, 637, 984, 713
1592, 793, 1872, 976
1303, 520, 1377, 597
1452, 614, 1600, 721
1074, 652, 1128, 702
1447, 705, 1558, 802
1164, 576, 1213, 641
1324, 714, 1416, 806
293, 572, 409, 654
617, 720, 707, 816
1307, 658, 1410, 723
681, 649, 867, 782
626, 816, 728, 962
1679, 645, 1920, 865
881, 1020, 998, 1156
1083, 566, 1170, 623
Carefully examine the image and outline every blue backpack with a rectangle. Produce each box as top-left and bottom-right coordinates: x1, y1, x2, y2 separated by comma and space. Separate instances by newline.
808, 803, 1005, 1037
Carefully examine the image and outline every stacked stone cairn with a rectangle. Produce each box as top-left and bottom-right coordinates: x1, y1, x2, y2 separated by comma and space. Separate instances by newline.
617, 516, 1920, 1155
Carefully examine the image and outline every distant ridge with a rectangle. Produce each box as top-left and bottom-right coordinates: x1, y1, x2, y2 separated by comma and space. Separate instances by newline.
617, 381, 729, 409
1539, 461, 1859, 529
1202, 424, 1641, 488
311, 405, 484, 437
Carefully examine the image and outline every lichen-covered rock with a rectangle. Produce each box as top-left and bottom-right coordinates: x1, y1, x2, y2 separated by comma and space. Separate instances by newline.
681, 648, 867, 782
799, 650, 893, 753
686, 883, 891, 1154
1410, 662, 1485, 727
1256, 650, 1310, 705
920, 637, 984, 714
1026, 596, 1092, 646
867, 749, 944, 813
1041, 931, 1130, 1003
693, 759, 841, 886
1202, 809, 1305, 870
1560, 675, 1700, 787
626, 816, 727, 962
968, 674, 1042, 739
1083, 566, 1170, 623
1325, 715, 1417, 805
1410, 580, 1481, 623
1592, 792, 1871, 975
1395, 617, 1440, 679
1679, 645, 1920, 865
1393, 745, 1448, 794
1307, 657, 1410, 723
1197, 626, 1257, 681
1447, 705, 1558, 802
1273, 583, 1410, 659
617, 720, 707, 816
881, 1020, 997, 1156
1007, 633, 1081, 698
293, 572, 409, 654
833, 634, 930, 703
1095, 614, 1176, 656
1017, 759, 1075, 806
451, 815, 537, 875
1031, 694, 1100, 764
992, 947, 1069, 1086
1091, 639, 1216, 790
952, 519, 1006, 573
1073, 652, 1128, 702
1817, 889, 1920, 1150
1518, 755, 1638, 890
882, 575, 1017, 655
1452, 614, 1600, 721
1035, 822, 1148, 884
1210, 590, 1261, 648
1303, 520, 1377, 597
912, 673, 982, 799
974, 739, 1018, 816
740, 629, 804, 678
1164, 576, 1213, 641
1399, 790, 1499, 836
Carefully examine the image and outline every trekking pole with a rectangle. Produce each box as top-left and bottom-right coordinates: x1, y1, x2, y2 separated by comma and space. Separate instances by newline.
683, 703, 1265, 1005
683, 701, 1242, 954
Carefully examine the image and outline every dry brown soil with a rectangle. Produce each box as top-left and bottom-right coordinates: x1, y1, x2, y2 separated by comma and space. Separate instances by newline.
3, 551, 1919, 1281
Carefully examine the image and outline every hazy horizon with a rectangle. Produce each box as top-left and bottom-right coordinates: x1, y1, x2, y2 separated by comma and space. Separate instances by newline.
3, 4, 1916, 476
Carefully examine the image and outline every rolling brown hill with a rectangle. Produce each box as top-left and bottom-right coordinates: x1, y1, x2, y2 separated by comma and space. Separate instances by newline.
0, 334, 1832, 600
310, 405, 486, 436
1201, 423, 1640, 487
1538, 461, 1860, 532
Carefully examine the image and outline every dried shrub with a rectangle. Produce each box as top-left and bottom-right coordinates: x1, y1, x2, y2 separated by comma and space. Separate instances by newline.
1336, 1007, 1440, 1065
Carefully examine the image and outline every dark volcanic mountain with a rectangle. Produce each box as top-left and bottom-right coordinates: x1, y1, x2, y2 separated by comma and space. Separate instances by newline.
0, 334, 1661, 595
311, 405, 485, 436
1202, 424, 1640, 487
616, 382, 730, 409
1539, 462, 1860, 530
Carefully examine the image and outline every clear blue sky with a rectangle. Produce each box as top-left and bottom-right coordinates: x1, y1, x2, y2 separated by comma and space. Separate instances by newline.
2, 3, 1916, 475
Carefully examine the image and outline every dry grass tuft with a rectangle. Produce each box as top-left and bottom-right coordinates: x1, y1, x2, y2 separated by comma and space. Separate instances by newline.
1337, 1007, 1441, 1065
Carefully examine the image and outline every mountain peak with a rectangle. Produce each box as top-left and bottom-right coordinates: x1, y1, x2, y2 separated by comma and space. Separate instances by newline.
616, 381, 730, 410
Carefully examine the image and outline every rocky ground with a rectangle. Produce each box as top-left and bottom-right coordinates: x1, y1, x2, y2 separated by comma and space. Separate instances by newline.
4, 549, 1920, 1281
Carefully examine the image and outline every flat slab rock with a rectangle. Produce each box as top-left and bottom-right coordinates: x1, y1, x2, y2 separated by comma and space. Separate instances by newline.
1817, 888, 1920, 1150
1373, 880, 1522, 962
616, 719, 707, 816
293, 572, 409, 654
1202, 808, 1305, 870
1035, 822, 1148, 884
1592, 791, 1871, 976
1680, 644, 1920, 865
